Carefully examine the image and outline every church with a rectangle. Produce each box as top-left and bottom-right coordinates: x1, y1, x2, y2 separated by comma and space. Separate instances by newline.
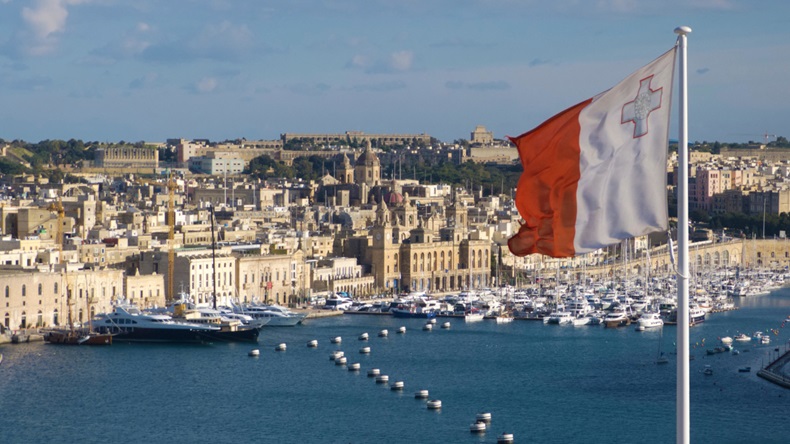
330, 142, 492, 295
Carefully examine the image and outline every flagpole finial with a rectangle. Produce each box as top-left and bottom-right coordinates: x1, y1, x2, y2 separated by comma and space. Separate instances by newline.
674, 26, 692, 35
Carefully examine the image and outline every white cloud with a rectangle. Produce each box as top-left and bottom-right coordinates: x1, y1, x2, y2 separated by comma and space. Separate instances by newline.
389, 50, 413, 72
195, 77, 218, 93
18, 0, 89, 56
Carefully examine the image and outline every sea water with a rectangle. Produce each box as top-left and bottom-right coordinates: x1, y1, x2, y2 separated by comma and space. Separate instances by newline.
1, 291, 788, 444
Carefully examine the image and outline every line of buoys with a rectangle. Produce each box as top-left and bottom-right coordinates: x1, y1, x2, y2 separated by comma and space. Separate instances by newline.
360, 346, 371, 354
414, 389, 429, 399
397, 326, 406, 334
330, 336, 342, 344
368, 368, 380, 377
248, 349, 260, 357
307, 339, 318, 348
275, 343, 287, 352
379, 329, 389, 337
359, 332, 369, 341
390, 381, 404, 391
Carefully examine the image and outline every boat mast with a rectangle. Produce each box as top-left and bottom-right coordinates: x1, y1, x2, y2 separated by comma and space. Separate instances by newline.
210, 205, 218, 310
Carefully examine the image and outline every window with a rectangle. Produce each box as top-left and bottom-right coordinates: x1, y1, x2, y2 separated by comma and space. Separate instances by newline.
22, 285, 26, 297
54, 283, 58, 294
38, 283, 43, 295
4, 286, 8, 298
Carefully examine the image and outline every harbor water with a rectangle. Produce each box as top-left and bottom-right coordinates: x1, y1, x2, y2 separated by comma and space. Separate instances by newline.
1, 290, 789, 444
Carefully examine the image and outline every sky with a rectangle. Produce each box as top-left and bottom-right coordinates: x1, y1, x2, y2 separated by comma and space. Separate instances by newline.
0, 0, 788, 145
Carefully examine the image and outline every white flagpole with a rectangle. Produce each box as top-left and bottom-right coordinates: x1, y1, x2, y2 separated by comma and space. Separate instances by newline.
674, 25, 692, 444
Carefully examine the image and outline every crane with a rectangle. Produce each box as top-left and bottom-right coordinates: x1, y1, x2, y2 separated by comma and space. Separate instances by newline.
166, 171, 177, 305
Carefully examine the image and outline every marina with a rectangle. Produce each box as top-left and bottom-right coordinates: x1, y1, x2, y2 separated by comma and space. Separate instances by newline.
1, 287, 788, 443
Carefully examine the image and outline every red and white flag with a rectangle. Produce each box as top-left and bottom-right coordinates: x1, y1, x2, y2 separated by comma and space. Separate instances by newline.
509, 47, 677, 257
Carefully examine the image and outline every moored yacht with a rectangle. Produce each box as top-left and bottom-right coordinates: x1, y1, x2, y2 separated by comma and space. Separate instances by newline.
239, 304, 307, 326
93, 306, 224, 343
603, 309, 630, 328
544, 310, 574, 325
637, 312, 664, 329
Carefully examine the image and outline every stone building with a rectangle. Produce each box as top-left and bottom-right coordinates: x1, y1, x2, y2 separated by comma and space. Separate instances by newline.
236, 250, 309, 305
125, 270, 166, 308
1, 268, 121, 332
95, 145, 158, 169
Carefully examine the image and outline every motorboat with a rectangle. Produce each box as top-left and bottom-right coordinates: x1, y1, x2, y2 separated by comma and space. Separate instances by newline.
637, 312, 664, 329
464, 310, 485, 322
734, 333, 751, 342
603, 309, 630, 328
391, 301, 438, 319
239, 304, 307, 326
544, 311, 574, 325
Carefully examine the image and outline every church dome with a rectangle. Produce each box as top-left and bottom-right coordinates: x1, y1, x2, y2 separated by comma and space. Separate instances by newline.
355, 146, 380, 166
385, 191, 404, 205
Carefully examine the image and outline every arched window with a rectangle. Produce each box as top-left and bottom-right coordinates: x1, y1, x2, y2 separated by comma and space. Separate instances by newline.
413, 254, 418, 272
3, 313, 9, 329
38, 283, 43, 295
22, 285, 26, 297
53, 309, 59, 326
21, 311, 27, 328
37, 310, 43, 327
394, 254, 399, 272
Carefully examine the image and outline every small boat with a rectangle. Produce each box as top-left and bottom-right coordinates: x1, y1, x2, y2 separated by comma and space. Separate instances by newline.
720, 336, 733, 344
738, 366, 751, 373
703, 365, 713, 375
464, 311, 485, 322
734, 333, 751, 342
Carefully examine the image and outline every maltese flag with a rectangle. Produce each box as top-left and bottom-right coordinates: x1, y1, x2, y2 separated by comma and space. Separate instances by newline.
508, 46, 677, 257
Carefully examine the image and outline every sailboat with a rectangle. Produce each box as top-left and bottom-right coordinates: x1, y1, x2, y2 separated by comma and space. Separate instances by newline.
44, 277, 112, 346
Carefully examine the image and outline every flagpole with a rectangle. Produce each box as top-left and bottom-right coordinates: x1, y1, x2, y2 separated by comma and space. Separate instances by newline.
674, 25, 692, 444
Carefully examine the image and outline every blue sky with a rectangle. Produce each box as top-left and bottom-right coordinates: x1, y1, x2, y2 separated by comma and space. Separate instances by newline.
0, 0, 788, 144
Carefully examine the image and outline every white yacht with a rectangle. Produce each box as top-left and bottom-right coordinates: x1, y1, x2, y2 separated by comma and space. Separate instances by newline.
240, 304, 307, 327
637, 312, 664, 329
544, 311, 574, 325
92, 306, 260, 343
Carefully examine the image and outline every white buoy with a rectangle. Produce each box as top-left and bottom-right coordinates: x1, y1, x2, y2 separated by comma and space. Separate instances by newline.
415, 389, 430, 399
429, 318, 437, 324
359, 332, 369, 341
423, 323, 433, 331
248, 349, 260, 357
497, 432, 514, 443
330, 350, 344, 361
307, 339, 318, 348
391, 381, 404, 390
367, 368, 380, 377
427, 399, 442, 409
348, 362, 361, 371
375, 374, 389, 384
470, 421, 486, 433
476, 412, 492, 423
378, 329, 388, 337
330, 336, 342, 344
442, 322, 451, 329
360, 346, 371, 354
397, 326, 406, 334
335, 356, 347, 365
275, 343, 287, 351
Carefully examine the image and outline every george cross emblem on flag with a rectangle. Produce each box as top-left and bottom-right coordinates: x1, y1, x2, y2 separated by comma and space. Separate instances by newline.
621, 75, 663, 138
